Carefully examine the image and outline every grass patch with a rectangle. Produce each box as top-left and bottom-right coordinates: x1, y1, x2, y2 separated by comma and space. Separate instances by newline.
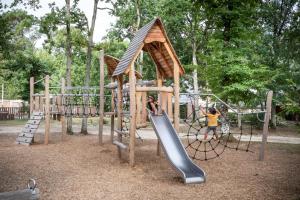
0, 119, 28, 126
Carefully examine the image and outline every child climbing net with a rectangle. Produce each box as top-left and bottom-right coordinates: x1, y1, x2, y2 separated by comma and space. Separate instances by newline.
181, 93, 264, 161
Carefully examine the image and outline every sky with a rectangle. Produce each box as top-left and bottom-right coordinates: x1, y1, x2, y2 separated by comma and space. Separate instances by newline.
4, 0, 116, 47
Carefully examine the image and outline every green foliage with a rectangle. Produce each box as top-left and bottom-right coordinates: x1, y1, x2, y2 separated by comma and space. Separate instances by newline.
0, 0, 299, 121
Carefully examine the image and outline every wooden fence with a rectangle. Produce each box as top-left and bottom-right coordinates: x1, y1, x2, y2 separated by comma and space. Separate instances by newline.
0, 107, 28, 120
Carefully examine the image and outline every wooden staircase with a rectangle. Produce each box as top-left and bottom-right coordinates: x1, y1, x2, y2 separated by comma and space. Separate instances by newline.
16, 112, 44, 145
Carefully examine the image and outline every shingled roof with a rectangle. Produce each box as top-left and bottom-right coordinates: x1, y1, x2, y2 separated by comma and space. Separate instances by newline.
112, 18, 184, 78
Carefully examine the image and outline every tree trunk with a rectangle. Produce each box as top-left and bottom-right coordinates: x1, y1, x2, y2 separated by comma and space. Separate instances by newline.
192, 40, 198, 93
81, 0, 99, 134
135, 0, 143, 75
65, 0, 73, 135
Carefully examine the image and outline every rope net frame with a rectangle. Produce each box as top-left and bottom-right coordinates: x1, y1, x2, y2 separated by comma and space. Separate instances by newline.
181, 93, 263, 161
59, 86, 110, 118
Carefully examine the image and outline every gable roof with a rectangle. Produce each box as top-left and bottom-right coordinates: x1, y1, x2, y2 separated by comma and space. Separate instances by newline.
104, 55, 119, 77
104, 55, 143, 79
112, 18, 184, 78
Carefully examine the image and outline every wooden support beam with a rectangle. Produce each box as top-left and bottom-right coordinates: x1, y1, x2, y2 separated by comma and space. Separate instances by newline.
167, 92, 173, 119
61, 78, 66, 140
44, 75, 50, 145
136, 92, 142, 125
161, 92, 167, 112
99, 49, 105, 145
30, 77, 34, 116
129, 62, 137, 167
117, 76, 123, 158
156, 65, 163, 156
136, 123, 147, 129
135, 86, 173, 93
110, 77, 115, 144
162, 42, 180, 131
34, 96, 40, 112
39, 96, 43, 112
144, 37, 166, 44
141, 91, 147, 124
259, 90, 273, 161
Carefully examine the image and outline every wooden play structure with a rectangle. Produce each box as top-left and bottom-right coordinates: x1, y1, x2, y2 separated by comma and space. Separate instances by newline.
19, 18, 272, 169
105, 18, 185, 166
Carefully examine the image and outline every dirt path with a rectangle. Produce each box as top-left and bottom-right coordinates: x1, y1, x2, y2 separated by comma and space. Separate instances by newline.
0, 131, 299, 200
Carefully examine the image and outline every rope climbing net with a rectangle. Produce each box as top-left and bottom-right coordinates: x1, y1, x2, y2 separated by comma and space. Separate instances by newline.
181, 93, 264, 161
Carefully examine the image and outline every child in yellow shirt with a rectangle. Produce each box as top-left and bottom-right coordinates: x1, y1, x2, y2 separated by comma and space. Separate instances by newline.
200, 106, 221, 140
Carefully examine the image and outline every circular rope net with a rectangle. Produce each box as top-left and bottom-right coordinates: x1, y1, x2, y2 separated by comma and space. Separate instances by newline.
182, 93, 259, 161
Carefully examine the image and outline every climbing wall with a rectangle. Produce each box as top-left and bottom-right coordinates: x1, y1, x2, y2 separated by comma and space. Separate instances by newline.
16, 112, 44, 145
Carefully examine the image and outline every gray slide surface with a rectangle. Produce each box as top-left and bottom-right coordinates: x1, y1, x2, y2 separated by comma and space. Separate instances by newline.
148, 110, 206, 184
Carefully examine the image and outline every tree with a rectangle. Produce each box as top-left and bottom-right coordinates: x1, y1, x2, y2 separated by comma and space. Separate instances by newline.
259, 0, 300, 125
81, 0, 100, 134
0, 10, 52, 100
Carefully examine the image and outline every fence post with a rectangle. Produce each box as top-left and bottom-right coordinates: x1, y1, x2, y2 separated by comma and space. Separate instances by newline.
44, 75, 50, 145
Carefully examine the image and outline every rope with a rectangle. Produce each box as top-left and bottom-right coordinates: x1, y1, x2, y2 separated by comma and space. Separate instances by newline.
182, 93, 254, 161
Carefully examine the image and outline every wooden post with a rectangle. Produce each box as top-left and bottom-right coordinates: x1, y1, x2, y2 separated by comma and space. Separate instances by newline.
129, 63, 137, 167
259, 90, 273, 161
167, 92, 173, 119
136, 92, 142, 125
156, 69, 163, 156
117, 76, 123, 158
99, 50, 105, 145
110, 78, 115, 144
30, 77, 34, 116
141, 91, 147, 124
35, 96, 40, 112
161, 92, 167, 111
173, 62, 180, 132
44, 75, 50, 145
162, 42, 180, 132
237, 113, 242, 128
61, 78, 66, 140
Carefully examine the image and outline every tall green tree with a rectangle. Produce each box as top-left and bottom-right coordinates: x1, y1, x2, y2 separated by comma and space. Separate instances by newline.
81, 0, 100, 134
260, 0, 300, 125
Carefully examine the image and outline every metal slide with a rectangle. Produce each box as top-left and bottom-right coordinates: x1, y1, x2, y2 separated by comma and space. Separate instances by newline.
148, 110, 206, 184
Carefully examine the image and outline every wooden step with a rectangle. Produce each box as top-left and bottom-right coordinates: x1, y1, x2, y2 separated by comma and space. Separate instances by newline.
27, 120, 41, 125
18, 132, 34, 138
31, 116, 43, 120
16, 137, 32, 144
32, 112, 43, 116
24, 124, 39, 129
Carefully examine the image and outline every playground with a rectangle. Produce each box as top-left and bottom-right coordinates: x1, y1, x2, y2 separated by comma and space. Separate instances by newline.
1, 2, 300, 199
0, 126, 300, 199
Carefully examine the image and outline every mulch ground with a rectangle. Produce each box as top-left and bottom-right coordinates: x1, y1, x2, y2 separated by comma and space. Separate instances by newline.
0, 131, 299, 200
